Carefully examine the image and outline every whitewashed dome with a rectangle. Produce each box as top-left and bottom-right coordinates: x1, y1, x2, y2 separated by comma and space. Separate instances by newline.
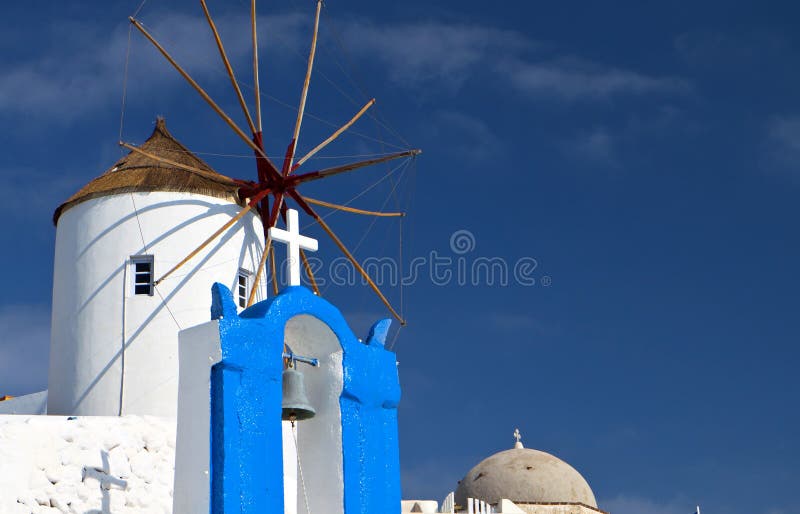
454, 435, 597, 508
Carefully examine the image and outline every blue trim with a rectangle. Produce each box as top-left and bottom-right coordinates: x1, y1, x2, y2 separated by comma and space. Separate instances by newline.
210, 362, 243, 513
208, 284, 401, 514
341, 321, 402, 514
209, 284, 285, 514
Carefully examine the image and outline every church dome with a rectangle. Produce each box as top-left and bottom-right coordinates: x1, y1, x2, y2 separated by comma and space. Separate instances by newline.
454, 434, 597, 508
53, 117, 242, 224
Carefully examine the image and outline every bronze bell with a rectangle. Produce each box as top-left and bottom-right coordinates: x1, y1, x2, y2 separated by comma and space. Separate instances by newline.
281, 366, 316, 421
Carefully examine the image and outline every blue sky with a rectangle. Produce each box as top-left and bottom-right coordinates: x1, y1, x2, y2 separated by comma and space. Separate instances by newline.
2, 1, 800, 513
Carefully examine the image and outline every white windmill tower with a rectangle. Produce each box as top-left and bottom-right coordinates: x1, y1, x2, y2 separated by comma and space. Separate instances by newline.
47, 0, 419, 419
48, 119, 266, 417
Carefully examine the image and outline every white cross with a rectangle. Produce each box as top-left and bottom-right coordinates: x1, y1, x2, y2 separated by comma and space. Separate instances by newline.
269, 208, 318, 287
513, 428, 522, 445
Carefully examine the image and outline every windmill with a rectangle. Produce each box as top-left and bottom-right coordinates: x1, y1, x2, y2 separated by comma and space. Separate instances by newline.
123, 0, 420, 324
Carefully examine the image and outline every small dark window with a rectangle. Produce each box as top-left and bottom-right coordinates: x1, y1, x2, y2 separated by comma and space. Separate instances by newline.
237, 269, 251, 308
131, 256, 154, 296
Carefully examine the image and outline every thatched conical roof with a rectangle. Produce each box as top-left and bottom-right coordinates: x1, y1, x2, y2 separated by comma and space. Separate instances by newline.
53, 118, 242, 224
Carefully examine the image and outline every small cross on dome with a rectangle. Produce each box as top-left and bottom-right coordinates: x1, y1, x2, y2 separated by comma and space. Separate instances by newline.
269, 208, 318, 287
513, 428, 524, 449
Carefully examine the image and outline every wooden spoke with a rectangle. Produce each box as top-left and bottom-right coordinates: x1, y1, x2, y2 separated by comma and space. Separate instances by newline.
247, 193, 284, 306
131, 5, 417, 323
129, 17, 280, 176
284, 0, 322, 175
300, 249, 320, 295
251, 0, 262, 132
269, 192, 285, 224
155, 188, 271, 285
290, 191, 405, 325
119, 142, 239, 187
200, 0, 256, 134
303, 196, 404, 217
247, 236, 271, 307
292, 149, 421, 186
269, 246, 279, 295
291, 99, 376, 172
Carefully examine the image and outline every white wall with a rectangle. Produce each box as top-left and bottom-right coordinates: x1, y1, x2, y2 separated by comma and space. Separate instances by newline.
284, 314, 344, 514
48, 191, 265, 417
172, 321, 220, 514
0, 391, 47, 415
283, 421, 299, 514
515, 505, 601, 514
0, 415, 175, 514
172, 320, 298, 514
401, 500, 439, 513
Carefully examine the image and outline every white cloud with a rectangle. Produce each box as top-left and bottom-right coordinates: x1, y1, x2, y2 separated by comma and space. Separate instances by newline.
557, 105, 697, 170
0, 304, 50, 396
0, 12, 690, 125
561, 127, 617, 166
338, 19, 688, 100
0, 12, 305, 122
338, 20, 532, 87
499, 57, 690, 100
0, 67, 111, 120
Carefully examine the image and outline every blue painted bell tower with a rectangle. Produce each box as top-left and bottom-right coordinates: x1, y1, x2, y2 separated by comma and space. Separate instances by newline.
172, 283, 402, 514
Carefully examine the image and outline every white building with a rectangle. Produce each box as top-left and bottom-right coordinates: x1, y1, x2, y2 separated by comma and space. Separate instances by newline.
48, 118, 265, 418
